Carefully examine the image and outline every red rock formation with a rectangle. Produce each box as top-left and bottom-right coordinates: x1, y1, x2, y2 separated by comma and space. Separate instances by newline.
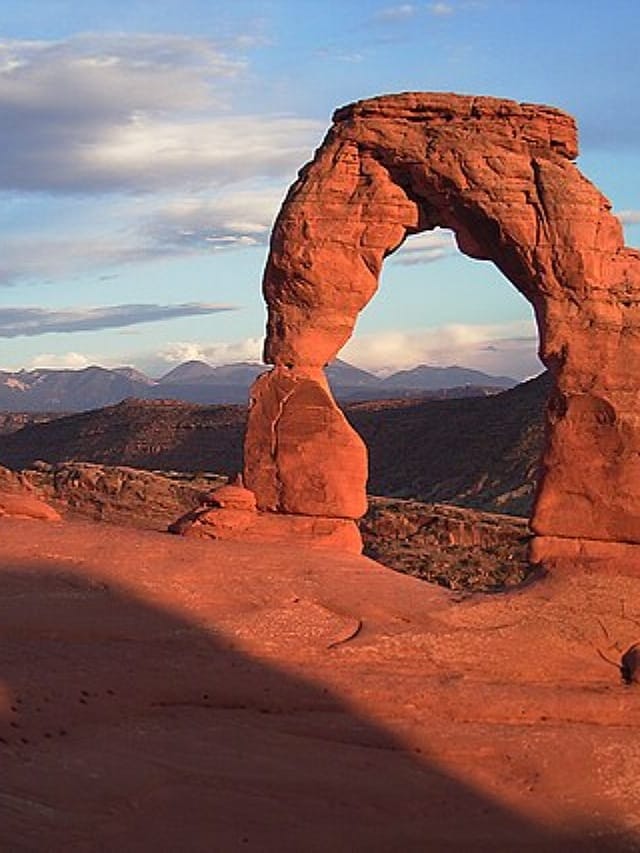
245, 92, 640, 555
0, 491, 61, 522
169, 481, 362, 553
0, 465, 61, 521
244, 367, 367, 518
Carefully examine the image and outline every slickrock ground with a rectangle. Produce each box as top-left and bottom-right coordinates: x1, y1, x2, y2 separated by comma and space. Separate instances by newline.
1, 516, 639, 851
6, 462, 531, 590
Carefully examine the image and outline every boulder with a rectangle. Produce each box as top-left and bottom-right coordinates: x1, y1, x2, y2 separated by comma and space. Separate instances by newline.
0, 491, 61, 522
169, 501, 362, 554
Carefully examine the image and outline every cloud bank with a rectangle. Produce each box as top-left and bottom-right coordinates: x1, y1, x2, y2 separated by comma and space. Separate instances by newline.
145, 187, 283, 251
0, 183, 283, 285
0, 303, 236, 338
158, 338, 264, 367
0, 34, 323, 194
15, 320, 542, 380
617, 209, 640, 225
140, 320, 542, 379
340, 320, 542, 379
0, 33, 324, 288
391, 229, 456, 265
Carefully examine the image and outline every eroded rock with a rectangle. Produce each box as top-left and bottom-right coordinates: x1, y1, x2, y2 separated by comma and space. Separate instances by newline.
0, 492, 61, 522
169, 486, 362, 554
244, 366, 367, 519
247, 92, 640, 552
0, 464, 61, 521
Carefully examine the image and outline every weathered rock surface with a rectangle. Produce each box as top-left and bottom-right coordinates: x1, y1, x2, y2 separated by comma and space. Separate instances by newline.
244, 366, 367, 519
206, 481, 257, 511
20, 461, 225, 529
0, 490, 61, 521
0, 464, 61, 521
169, 478, 362, 553
1, 517, 640, 849
252, 91, 640, 551
170, 501, 363, 554
10, 458, 537, 585
0, 464, 32, 495
9, 458, 534, 576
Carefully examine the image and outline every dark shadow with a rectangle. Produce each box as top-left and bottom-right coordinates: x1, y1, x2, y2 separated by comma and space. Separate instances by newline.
347, 373, 551, 518
0, 559, 630, 852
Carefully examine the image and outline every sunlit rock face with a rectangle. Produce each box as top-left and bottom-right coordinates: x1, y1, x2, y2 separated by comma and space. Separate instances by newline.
244, 366, 368, 519
245, 92, 640, 549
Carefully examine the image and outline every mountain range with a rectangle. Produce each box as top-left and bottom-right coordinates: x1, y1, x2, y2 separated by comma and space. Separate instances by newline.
0, 359, 517, 412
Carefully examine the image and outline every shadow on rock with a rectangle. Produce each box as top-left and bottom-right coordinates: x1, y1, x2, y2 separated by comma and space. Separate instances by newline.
0, 560, 630, 852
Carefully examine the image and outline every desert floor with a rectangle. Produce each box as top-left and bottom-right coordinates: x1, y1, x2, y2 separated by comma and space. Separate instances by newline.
1, 517, 639, 851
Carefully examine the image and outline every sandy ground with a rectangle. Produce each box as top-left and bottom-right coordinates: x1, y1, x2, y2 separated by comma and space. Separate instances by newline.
1, 517, 639, 851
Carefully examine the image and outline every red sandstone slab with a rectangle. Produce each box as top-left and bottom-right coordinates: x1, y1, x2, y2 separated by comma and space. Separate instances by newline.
0, 517, 639, 850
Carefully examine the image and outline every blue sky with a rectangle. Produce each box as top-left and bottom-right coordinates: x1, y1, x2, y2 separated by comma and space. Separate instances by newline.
0, 0, 639, 379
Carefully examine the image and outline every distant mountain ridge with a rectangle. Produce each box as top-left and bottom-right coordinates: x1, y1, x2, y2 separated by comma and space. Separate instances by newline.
0, 358, 518, 412
380, 364, 515, 391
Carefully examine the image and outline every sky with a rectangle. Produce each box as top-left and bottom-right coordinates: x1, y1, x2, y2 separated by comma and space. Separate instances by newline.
0, 0, 639, 380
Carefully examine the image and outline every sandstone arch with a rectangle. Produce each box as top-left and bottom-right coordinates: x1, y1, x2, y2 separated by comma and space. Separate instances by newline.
243, 92, 640, 558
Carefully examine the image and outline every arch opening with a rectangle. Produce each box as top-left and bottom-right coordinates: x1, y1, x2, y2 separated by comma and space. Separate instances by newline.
337, 225, 548, 588
340, 227, 545, 505
341, 226, 541, 379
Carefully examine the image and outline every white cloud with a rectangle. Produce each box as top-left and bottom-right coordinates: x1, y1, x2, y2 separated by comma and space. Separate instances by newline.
340, 320, 542, 379
0, 233, 175, 285
0, 34, 323, 193
78, 113, 322, 193
0, 33, 239, 112
391, 228, 456, 265
375, 4, 418, 20
29, 351, 94, 369
0, 33, 320, 285
159, 337, 264, 367
23, 325, 540, 380
428, 2, 454, 15
617, 209, 640, 225
150, 321, 542, 380
0, 186, 281, 284
145, 187, 283, 250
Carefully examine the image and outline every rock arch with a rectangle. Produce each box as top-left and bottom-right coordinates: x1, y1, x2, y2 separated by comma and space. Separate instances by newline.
243, 92, 640, 559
